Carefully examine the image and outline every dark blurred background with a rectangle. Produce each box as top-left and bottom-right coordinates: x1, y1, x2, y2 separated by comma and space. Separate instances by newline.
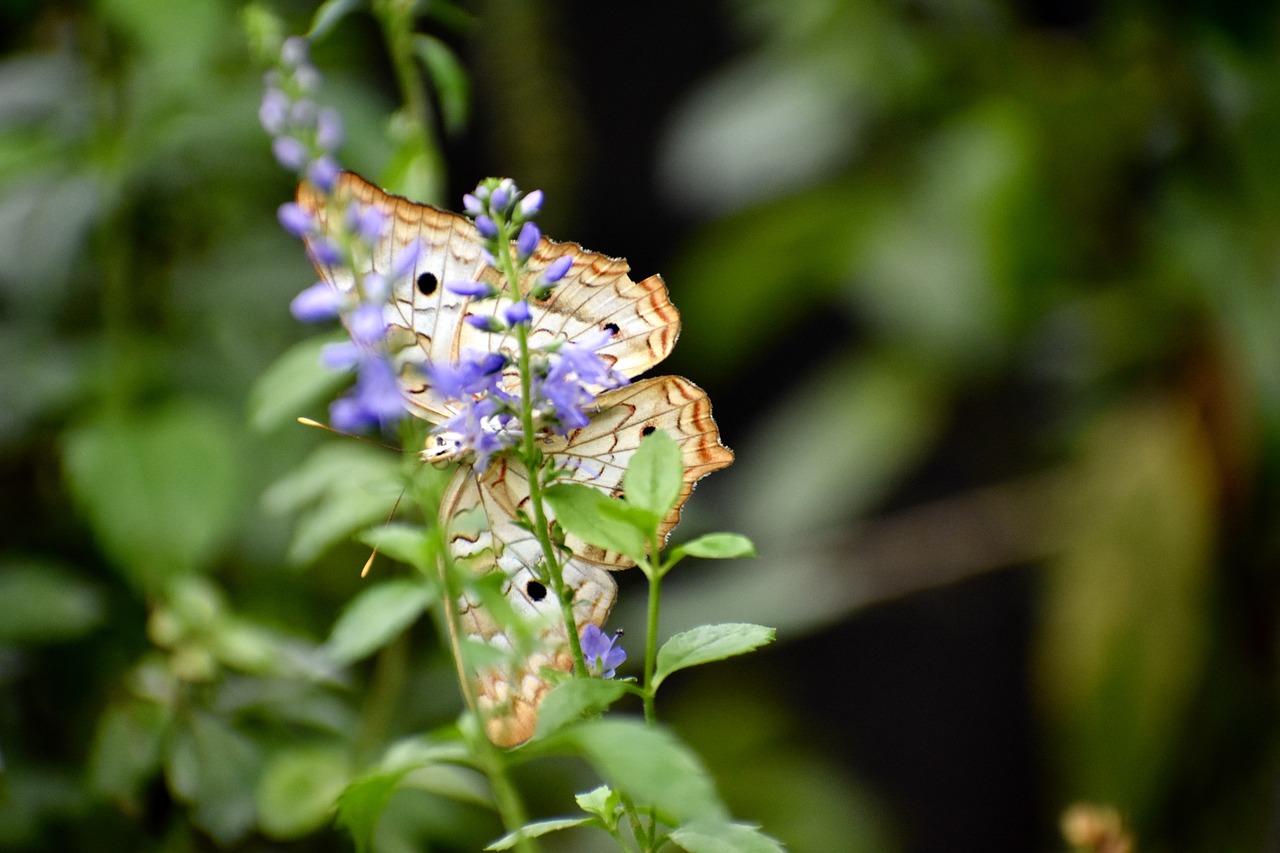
2, 0, 1279, 850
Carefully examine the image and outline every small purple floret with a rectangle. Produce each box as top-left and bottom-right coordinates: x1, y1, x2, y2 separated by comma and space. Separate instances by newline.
518, 189, 544, 218
278, 202, 314, 237
543, 255, 573, 283
503, 300, 531, 326
580, 625, 625, 679
516, 221, 540, 260
475, 215, 498, 239
447, 279, 496, 298
289, 281, 342, 322
272, 136, 308, 170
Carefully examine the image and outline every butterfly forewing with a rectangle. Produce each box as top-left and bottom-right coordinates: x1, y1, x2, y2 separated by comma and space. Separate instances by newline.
297, 173, 681, 423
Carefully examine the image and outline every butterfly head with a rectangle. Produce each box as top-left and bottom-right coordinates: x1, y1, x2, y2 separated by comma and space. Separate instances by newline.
422, 431, 466, 465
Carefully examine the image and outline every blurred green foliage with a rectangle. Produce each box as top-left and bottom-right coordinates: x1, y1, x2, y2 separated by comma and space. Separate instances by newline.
2, 0, 1279, 850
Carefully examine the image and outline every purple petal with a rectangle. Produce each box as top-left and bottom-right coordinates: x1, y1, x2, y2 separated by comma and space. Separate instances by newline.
348, 303, 386, 344
316, 107, 343, 151
390, 241, 423, 280
542, 254, 573, 283
516, 222, 540, 260
281, 36, 309, 68
503, 300, 531, 326
447, 279, 496, 298
307, 156, 340, 192
258, 88, 288, 135
475, 215, 498, 239
289, 281, 342, 322
518, 189, 544, 218
278, 202, 314, 237
272, 136, 308, 171
320, 341, 359, 370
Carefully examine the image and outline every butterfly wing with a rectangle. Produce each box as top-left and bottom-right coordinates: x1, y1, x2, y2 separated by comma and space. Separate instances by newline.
296, 173, 681, 422
440, 376, 733, 745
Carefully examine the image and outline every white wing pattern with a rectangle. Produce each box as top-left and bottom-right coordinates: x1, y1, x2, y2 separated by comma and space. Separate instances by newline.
298, 173, 733, 746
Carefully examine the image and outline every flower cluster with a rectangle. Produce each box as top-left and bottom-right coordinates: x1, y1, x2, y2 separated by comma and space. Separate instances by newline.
424, 179, 626, 469
580, 625, 626, 679
261, 37, 414, 433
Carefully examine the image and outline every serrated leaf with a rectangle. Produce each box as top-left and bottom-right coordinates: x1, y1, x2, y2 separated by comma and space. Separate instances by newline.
669, 819, 787, 853
256, 746, 349, 839
672, 533, 757, 561
543, 719, 724, 823
413, 34, 470, 134
624, 429, 684, 518
545, 483, 650, 563
654, 624, 775, 689
486, 816, 598, 850
533, 678, 630, 739
247, 334, 348, 432
324, 578, 435, 664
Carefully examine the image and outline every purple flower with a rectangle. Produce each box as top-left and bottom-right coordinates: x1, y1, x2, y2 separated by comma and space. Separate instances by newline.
329, 355, 405, 432
307, 156, 340, 192
447, 279, 497, 299
465, 313, 503, 333
516, 222, 540, 260
347, 303, 386, 345
272, 136, 308, 170
489, 182, 510, 211
426, 351, 506, 400
290, 281, 343, 322
280, 36, 309, 68
278, 202, 313, 237
259, 88, 288, 134
518, 189, 544, 219
503, 300, 531, 327
308, 237, 341, 265
580, 625, 625, 678
462, 193, 482, 215
320, 341, 359, 370
390, 242, 423, 280
475, 215, 498, 239
316, 107, 343, 150
347, 202, 387, 243
542, 255, 573, 284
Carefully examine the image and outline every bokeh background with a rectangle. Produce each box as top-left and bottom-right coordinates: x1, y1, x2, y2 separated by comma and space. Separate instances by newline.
3, 0, 1279, 850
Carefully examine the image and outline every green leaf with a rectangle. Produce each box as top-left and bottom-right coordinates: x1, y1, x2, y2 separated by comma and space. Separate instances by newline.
165, 711, 261, 845
623, 429, 684, 518
336, 771, 404, 853
88, 698, 167, 797
575, 785, 623, 830
669, 819, 787, 853
357, 522, 438, 573
324, 578, 436, 664
544, 483, 650, 563
0, 559, 104, 643
533, 678, 630, 739
654, 624, 775, 690
307, 0, 363, 39
62, 401, 242, 590
671, 533, 757, 561
413, 34, 471, 135
486, 817, 599, 850
262, 443, 402, 565
256, 746, 349, 839
246, 334, 348, 432
543, 719, 724, 823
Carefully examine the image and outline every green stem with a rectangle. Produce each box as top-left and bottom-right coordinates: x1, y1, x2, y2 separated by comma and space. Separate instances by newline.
641, 533, 664, 726
495, 220, 588, 677
372, 0, 446, 201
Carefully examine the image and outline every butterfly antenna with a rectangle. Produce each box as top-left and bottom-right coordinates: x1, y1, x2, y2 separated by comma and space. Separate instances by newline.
295, 418, 410, 576
296, 417, 400, 452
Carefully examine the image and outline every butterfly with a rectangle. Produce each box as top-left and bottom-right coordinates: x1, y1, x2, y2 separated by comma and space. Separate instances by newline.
298, 172, 732, 746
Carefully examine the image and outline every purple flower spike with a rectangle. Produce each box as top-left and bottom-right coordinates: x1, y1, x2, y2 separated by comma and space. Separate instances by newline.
580, 625, 625, 679
289, 281, 342, 322
278, 202, 314, 237
517, 221, 540, 260
475, 215, 498, 239
518, 189, 544, 219
447, 279, 497, 298
503, 300, 532, 326
272, 136, 308, 171
543, 254, 573, 283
